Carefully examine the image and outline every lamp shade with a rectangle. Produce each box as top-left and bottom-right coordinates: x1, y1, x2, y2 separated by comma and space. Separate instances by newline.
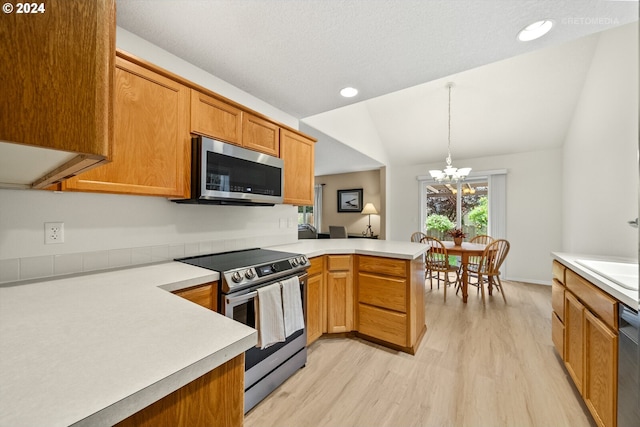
361, 203, 378, 215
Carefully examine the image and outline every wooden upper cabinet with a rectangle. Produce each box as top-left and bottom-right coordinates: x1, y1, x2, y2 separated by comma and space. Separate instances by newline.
280, 129, 315, 206
242, 113, 279, 156
0, 0, 115, 188
190, 90, 243, 145
62, 55, 191, 197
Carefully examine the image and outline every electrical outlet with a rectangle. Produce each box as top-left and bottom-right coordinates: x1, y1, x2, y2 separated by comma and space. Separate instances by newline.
44, 222, 64, 244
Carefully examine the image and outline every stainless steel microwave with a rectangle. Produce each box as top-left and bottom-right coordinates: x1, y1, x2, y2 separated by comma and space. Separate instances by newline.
174, 136, 284, 206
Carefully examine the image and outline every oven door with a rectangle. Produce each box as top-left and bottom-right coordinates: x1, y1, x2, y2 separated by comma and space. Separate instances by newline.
223, 273, 307, 389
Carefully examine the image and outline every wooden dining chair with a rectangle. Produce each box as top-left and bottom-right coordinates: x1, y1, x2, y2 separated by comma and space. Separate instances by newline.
421, 236, 459, 302
410, 232, 426, 243
468, 239, 510, 305
463, 234, 495, 279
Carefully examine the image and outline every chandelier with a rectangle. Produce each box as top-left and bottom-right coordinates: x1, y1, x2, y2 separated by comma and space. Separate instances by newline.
429, 83, 471, 182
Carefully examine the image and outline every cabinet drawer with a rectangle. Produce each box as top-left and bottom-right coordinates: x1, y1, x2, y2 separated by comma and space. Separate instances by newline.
552, 260, 566, 284
552, 279, 566, 321
552, 311, 564, 358
358, 304, 407, 347
358, 273, 406, 313
308, 256, 324, 276
566, 269, 618, 330
327, 255, 351, 271
358, 256, 407, 278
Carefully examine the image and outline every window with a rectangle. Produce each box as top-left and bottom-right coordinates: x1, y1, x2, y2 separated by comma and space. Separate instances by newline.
419, 171, 506, 241
298, 206, 314, 225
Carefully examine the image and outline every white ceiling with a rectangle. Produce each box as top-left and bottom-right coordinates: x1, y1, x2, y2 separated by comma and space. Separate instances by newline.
116, 0, 639, 175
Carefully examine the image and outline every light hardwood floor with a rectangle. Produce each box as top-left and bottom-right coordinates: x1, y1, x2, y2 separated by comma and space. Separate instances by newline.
245, 281, 596, 427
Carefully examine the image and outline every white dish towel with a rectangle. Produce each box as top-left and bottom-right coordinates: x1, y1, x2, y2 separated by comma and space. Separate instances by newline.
255, 283, 286, 349
281, 276, 305, 337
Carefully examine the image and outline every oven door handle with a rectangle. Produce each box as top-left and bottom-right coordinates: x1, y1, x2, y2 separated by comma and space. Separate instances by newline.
226, 291, 258, 306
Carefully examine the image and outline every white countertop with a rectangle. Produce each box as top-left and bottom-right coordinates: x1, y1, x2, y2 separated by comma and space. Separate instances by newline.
0, 262, 257, 427
552, 252, 639, 310
267, 239, 428, 260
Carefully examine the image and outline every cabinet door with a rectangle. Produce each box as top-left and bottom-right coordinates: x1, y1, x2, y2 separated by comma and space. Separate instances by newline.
306, 272, 324, 345
584, 310, 617, 427
190, 90, 243, 145
242, 113, 279, 156
63, 56, 190, 197
564, 292, 585, 393
326, 271, 353, 333
280, 129, 315, 206
173, 283, 217, 311
1, 0, 114, 184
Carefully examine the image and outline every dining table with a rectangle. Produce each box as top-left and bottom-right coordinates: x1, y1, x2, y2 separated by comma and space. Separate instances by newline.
442, 241, 487, 303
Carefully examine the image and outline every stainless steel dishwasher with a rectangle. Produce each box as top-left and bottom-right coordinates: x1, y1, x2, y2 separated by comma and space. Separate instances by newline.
618, 303, 639, 427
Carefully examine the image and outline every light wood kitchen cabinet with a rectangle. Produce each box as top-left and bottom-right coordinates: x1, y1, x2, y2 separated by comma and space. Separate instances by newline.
584, 310, 618, 427
190, 90, 243, 145
565, 291, 586, 392
62, 54, 191, 197
306, 257, 326, 345
356, 255, 426, 353
173, 282, 218, 312
553, 260, 619, 427
325, 255, 353, 333
242, 113, 280, 156
551, 260, 567, 358
280, 129, 315, 206
0, 0, 115, 188
115, 353, 244, 427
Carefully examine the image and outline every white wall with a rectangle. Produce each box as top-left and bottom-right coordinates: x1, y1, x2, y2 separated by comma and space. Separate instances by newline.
562, 22, 639, 259
388, 148, 564, 284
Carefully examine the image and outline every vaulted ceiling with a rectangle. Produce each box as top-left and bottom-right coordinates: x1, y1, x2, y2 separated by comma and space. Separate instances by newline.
116, 1, 638, 175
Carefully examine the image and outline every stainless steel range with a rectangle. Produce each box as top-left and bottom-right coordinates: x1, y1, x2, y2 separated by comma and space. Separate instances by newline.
176, 248, 310, 413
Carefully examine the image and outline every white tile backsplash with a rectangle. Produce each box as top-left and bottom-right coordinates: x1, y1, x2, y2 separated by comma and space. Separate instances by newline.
109, 248, 132, 268
83, 251, 110, 272
54, 253, 83, 276
0, 258, 20, 283
131, 246, 152, 265
20, 256, 54, 280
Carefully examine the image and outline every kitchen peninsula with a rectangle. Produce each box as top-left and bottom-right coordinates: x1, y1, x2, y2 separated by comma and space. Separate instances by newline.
269, 239, 428, 354
0, 239, 427, 426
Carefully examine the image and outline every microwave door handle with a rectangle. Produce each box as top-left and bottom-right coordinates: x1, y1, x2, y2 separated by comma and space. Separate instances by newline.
226, 291, 258, 306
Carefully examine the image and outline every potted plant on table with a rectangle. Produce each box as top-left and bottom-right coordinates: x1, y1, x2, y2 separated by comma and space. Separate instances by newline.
447, 228, 466, 246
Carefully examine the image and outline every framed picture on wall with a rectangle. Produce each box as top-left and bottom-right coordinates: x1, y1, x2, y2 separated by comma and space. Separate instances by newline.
337, 189, 363, 212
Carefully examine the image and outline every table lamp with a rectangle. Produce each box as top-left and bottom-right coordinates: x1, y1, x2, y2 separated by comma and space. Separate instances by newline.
361, 203, 378, 237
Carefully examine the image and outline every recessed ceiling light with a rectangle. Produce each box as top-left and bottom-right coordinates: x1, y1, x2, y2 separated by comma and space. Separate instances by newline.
517, 19, 554, 41
340, 87, 358, 98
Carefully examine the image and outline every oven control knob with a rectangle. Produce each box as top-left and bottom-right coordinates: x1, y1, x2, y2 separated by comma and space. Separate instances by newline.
245, 269, 255, 280
291, 258, 299, 267
231, 271, 242, 283
300, 255, 308, 265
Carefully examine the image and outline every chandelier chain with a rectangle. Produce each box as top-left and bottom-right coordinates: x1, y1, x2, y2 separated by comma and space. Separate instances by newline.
447, 83, 452, 166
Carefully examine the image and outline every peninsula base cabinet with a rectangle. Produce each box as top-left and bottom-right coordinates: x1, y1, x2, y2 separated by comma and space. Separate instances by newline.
305, 254, 426, 354
115, 354, 244, 427
325, 255, 354, 334
356, 255, 426, 354
551, 260, 618, 427
306, 256, 326, 345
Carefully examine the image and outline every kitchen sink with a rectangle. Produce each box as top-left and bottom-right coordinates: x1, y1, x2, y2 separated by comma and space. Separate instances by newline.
575, 259, 639, 291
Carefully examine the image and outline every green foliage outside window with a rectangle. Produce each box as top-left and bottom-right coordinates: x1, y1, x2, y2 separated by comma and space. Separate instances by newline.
425, 214, 454, 232
468, 197, 488, 229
